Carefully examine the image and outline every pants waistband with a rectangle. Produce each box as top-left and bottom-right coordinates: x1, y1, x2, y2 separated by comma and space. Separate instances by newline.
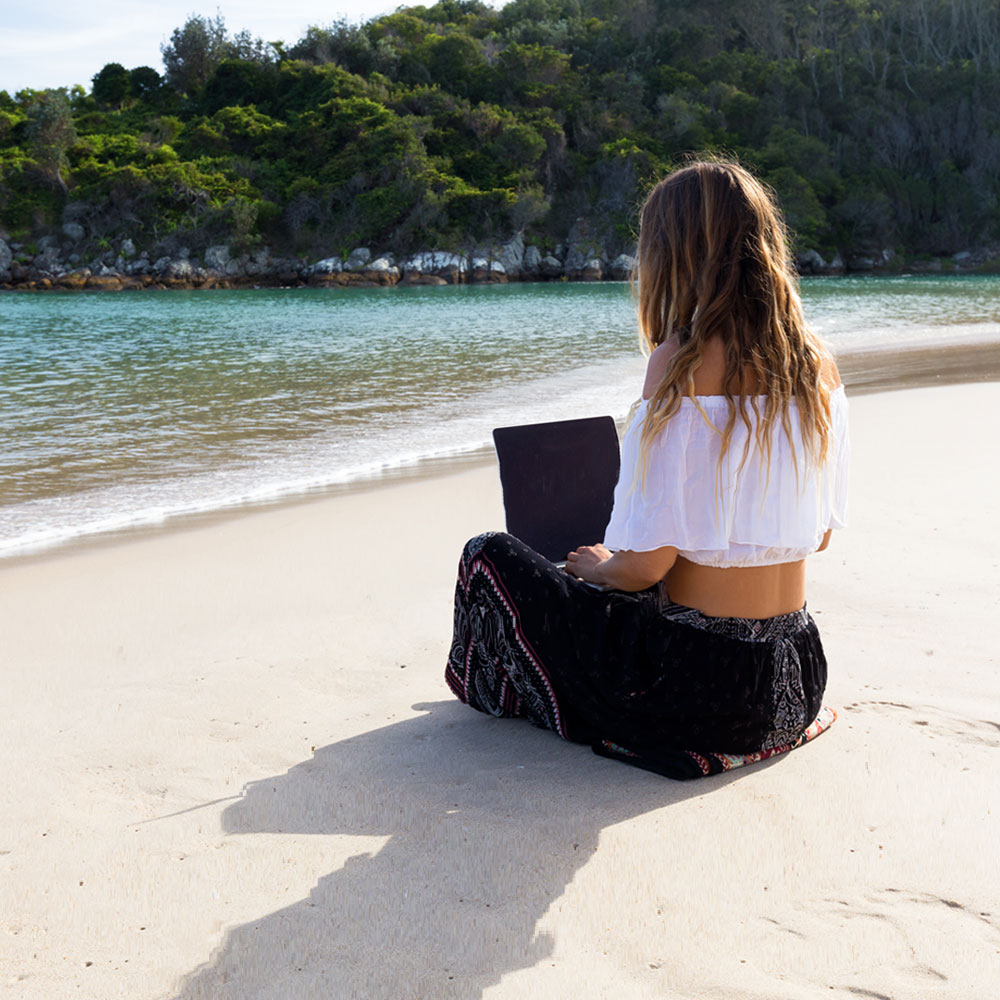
658, 598, 811, 642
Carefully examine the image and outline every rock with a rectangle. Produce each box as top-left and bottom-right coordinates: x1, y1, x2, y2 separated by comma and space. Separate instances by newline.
204, 245, 231, 271
62, 222, 85, 242
828, 252, 846, 273
399, 273, 448, 286
953, 250, 972, 262
538, 255, 564, 278
608, 253, 635, 281
470, 258, 507, 283
85, 274, 123, 291
498, 233, 525, 276
151, 256, 172, 274
522, 246, 542, 273
847, 255, 875, 271
362, 257, 400, 283
0, 238, 12, 279
579, 258, 604, 281
57, 270, 90, 290
564, 218, 607, 276
38, 235, 58, 250
345, 247, 372, 271
796, 249, 826, 274
166, 259, 195, 280
68, 253, 81, 265
245, 248, 270, 275
402, 251, 469, 283
553, 244, 565, 261
120, 238, 136, 259
176, 247, 190, 260
304, 256, 344, 284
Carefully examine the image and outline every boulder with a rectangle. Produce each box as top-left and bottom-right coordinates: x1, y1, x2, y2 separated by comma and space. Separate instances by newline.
0, 238, 13, 279
120, 238, 136, 259
579, 258, 604, 281
245, 248, 270, 276
564, 218, 606, 276
204, 245, 231, 271
402, 251, 468, 283
847, 255, 875, 272
62, 221, 85, 242
399, 273, 448, 286
166, 259, 195, 281
57, 270, 90, 290
953, 250, 972, 262
306, 256, 342, 276
796, 249, 826, 274
470, 258, 507, 283
608, 253, 635, 281
85, 274, 123, 291
522, 246, 542, 274
538, 255, 564, 278
497, 233, 525, 277
345, 247, 372, 271
151, 256, 172, 274
362, 257, 400, 283
828, 252, 846, 274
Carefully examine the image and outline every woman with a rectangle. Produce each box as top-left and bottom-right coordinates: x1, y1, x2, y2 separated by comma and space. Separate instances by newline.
446, 159, 849, 779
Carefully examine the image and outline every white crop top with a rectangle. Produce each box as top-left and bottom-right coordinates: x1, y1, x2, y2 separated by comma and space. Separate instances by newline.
603, 385, 850, 568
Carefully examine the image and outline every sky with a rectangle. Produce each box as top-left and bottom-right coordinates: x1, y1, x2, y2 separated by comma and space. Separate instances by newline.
0, 0, 507, 95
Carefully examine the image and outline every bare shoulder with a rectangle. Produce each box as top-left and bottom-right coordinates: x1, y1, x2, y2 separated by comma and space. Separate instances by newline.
642, 338, 682, 399
645, 337, 728, 397
818, 343, 843, 390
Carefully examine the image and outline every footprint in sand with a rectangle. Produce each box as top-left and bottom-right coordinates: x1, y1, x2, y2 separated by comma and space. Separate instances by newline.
757, 888, 1000, 997
840, 700, 1000, 749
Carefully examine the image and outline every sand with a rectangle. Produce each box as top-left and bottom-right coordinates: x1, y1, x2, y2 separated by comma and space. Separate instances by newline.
1, 381, 998, 1000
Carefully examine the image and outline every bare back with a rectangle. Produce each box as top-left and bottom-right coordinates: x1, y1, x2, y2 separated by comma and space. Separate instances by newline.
645, 337, 840, 618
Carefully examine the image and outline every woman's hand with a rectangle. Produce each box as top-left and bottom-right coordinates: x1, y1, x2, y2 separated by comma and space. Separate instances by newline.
566, 544, 679, 592
565, 543, 613, 584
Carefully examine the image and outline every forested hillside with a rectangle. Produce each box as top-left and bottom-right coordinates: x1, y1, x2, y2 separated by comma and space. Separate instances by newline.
2, 0, 999, 279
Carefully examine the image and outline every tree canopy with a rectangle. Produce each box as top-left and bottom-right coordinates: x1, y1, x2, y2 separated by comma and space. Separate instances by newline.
1, 1, 998, 261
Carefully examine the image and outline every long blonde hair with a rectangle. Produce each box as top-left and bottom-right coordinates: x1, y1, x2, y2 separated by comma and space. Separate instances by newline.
635, 158, 831, 476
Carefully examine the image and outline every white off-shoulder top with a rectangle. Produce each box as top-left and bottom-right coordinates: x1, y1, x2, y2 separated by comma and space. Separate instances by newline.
603, 385, 850, 567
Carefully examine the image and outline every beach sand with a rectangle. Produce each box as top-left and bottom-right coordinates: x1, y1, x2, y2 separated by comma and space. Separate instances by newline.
1, 380, 998, 1000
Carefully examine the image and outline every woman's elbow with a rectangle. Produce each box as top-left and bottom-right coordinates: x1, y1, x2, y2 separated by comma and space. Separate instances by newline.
625, 547, 677, 589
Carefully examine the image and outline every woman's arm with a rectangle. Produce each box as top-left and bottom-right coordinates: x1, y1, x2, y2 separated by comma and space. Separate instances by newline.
565, 543, 677, 591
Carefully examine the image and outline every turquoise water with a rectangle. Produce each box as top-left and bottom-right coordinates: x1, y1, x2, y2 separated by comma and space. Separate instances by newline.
2, 275, 998, 556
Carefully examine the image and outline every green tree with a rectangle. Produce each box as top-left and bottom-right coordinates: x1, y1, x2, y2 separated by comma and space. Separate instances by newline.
91, 63, 131, 107
26, 89, 77, 192
129, 66, 162, 100
161, 13, 230, 95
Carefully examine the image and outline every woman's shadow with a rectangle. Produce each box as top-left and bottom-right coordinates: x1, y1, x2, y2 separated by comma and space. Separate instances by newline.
174, 699, 741, 999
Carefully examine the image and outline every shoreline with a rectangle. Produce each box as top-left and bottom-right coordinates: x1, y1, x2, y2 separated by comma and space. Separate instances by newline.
4, 252, 1000, 294
1, 379, 998, 998
4, 334, 999, 566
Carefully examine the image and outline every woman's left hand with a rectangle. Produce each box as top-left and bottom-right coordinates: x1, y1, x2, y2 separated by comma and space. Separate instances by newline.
565, 543, 612, 583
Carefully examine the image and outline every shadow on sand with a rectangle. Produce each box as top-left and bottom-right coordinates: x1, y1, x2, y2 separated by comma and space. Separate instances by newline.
174, 699, 747, 999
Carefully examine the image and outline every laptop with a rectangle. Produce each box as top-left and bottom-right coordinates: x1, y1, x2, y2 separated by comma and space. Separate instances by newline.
492, 415, 620, 565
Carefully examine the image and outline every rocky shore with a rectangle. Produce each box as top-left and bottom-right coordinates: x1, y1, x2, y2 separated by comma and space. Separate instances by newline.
2, 225, 998, 293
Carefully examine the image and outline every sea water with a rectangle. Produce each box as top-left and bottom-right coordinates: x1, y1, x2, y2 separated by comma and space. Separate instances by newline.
2, 275, 998, 557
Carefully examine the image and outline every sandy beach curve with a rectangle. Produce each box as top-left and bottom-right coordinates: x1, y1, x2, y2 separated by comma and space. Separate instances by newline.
1, 379, 998, 999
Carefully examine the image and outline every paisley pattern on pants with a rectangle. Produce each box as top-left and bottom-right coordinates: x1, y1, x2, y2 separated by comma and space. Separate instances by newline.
446, 532, 833, 779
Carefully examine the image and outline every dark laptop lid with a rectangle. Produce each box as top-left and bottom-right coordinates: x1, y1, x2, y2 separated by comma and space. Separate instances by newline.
492, 415, 620, 563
